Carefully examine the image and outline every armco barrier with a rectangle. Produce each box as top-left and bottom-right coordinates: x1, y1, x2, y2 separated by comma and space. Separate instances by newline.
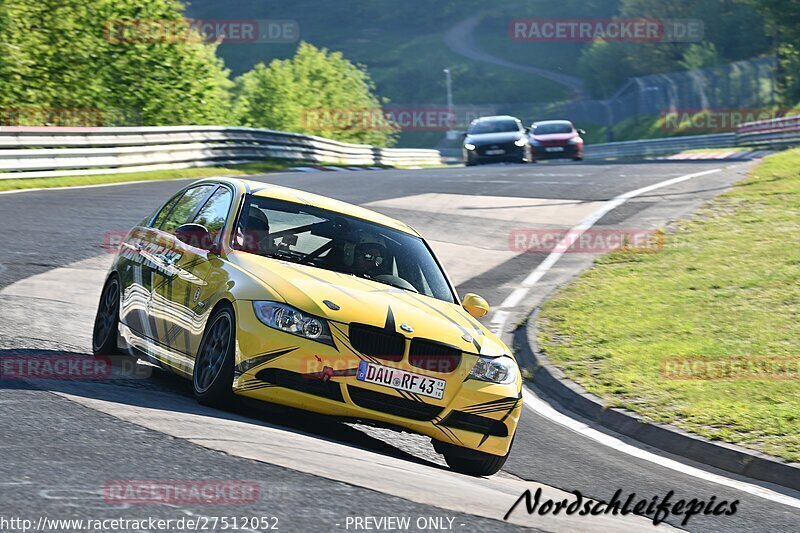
0, 126, 442, 179
3, 115, 799, 177
584, 114, 800, 159
585, 133, 736, 159
736, 114, 800, 148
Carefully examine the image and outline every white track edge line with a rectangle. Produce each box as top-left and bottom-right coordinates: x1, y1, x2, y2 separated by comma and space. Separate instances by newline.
522, 386, 800, 509
502, 167, 800, 507
0, 177, 194, 196
493, 168, 722, 318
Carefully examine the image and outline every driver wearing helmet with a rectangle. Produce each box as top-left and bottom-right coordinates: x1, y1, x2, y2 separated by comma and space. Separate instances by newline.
345, 231, 387, 277
353, 241, 386, 277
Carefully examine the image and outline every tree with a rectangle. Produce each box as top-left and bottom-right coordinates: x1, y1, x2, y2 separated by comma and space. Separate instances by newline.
679, 43, 720, 71
97, 0, 232, 125
0, 0, 105, 114
740, 0, 800, 104
578, 0, 771, 98
233, 42, 397, 146
0, 0, 232, 126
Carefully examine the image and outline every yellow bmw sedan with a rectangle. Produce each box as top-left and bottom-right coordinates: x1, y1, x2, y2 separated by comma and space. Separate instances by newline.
93, 177, 522, 476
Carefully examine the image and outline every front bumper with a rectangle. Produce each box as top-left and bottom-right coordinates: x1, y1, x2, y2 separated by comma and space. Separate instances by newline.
232, 301, 522, 457
532, 143, 582, 160
464, 145, 528, 165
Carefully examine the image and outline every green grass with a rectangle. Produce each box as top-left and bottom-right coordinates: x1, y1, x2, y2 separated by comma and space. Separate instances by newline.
536, 148, 800, 462
0, 161, 296, 192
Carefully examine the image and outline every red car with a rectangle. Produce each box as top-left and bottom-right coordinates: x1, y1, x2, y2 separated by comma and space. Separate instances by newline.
528, 120, 585, 161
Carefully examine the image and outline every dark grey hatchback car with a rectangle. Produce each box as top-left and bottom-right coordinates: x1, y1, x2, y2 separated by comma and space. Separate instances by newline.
463, 115, 531, 166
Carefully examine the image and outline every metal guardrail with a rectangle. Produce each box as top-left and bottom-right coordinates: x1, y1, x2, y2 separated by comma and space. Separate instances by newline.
0, 126, 442, 179
585, 114, 800, 160
736, 114, 800, 148
3, 114, 797, 178
585, 133, 736, 159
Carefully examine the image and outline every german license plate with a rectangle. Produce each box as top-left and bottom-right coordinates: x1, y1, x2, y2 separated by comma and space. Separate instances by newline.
485, 149, 505, 155
356, 361, 445, 400
545, 146, 564, 152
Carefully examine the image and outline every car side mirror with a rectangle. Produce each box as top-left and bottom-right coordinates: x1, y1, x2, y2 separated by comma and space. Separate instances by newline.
578, 129, 586, 135
462, 293, 490, 318
174, 223, 216, 253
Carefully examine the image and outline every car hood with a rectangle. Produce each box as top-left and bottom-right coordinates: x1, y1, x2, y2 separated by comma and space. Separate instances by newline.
230, 253, 509, 357
532, 132, 577, 142
466, 132, 524, 145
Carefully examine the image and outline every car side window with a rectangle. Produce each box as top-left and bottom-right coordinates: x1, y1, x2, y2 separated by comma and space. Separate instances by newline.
151, 193, 183, 229
158, 185, 216, 233
193, 187, 233, 243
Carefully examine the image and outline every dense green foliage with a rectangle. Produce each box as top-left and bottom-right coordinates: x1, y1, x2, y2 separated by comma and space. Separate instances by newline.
743, 0, 800, 104
0, 0, 232, 125
0, 0, 797, 144
577, 0, 772, 98
185, 0, 567, 108
232, 42, 397, 146
0, 0, 395, 145
186, 0, 789, 115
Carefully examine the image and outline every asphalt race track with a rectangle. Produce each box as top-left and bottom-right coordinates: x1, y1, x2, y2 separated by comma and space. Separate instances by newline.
2, 160, 799, 531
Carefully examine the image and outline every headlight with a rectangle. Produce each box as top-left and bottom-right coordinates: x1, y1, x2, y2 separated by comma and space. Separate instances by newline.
253, 301, 333, 345
469, 356, 518, 384
464, 143, 476, 151
514, 137, 527, 147
568, 137, 582, 144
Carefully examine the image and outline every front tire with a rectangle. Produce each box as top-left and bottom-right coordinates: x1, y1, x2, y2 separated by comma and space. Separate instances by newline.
92, 275, 120, 356
193, 305, 236, 408
437, 440, 512, 477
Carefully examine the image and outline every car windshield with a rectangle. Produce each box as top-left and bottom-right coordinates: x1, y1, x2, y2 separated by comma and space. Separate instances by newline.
233, 195, 455, 303
533, 122, 574, 135
468, 119, 520, 134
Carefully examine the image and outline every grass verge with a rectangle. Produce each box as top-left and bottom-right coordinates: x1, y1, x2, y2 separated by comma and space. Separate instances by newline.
537, 148, 800, 462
